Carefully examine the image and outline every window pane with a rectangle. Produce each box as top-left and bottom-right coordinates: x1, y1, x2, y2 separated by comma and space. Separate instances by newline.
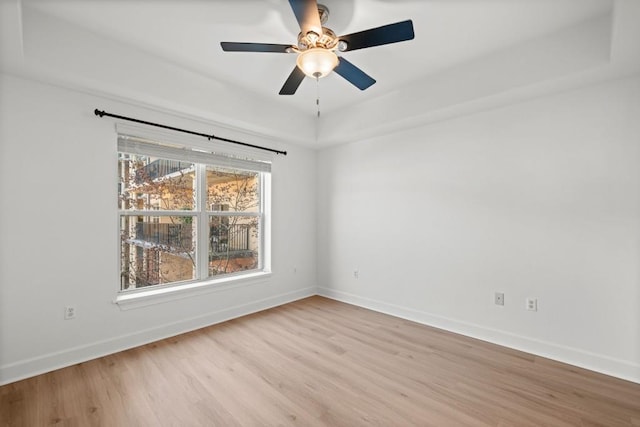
120, 215, 196, 290
209, 215, 259, 277
206, 167, 259, 213
119, 153, 195, 210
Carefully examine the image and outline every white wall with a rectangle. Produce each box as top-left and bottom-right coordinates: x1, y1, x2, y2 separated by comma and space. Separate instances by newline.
2, 72, 639, 386
317, 75, 640, 383
0, 74, 317, 384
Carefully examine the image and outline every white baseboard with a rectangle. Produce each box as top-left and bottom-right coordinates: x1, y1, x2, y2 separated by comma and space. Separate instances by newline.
4, 286, 638, 386
0, 286, 317, 385
317, 287, 640, 385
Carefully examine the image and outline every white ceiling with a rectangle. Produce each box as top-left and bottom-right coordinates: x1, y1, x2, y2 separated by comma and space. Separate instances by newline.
1, 0, 639, 148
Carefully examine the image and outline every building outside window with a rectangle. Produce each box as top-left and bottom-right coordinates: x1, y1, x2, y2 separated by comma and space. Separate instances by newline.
117, 133, 270, 293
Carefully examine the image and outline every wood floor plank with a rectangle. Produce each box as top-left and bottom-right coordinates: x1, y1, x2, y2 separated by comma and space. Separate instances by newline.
1, 296, 639, 426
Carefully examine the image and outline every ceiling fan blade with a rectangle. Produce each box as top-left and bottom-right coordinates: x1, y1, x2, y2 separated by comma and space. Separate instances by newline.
279, 66, 306, 95
288, 0, 322, 36
220, 42, 292, 53
340, 20, 415, 52
333, 57, 376, 91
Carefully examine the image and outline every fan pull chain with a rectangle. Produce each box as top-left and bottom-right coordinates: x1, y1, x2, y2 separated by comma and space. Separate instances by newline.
316, 75, 321, 118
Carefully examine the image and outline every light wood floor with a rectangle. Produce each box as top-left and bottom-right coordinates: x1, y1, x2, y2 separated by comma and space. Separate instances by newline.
1, 296, 639, 426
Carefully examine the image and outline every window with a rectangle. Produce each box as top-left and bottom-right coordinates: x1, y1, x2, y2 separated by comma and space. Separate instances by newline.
117, 134, 270, 293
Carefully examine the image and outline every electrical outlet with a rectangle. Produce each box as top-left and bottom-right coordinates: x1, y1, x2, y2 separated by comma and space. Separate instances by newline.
64, 306, 76, 320
494, 292, 504, 306
525, 298, 538, 311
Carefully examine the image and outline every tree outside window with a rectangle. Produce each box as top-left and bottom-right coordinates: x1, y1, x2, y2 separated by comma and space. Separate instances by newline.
118, 151, 265, 291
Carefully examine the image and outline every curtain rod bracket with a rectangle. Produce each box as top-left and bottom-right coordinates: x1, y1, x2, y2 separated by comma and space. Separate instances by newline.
93, 108, 287, 156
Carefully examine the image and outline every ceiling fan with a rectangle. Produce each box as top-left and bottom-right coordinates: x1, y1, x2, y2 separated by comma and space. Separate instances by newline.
220, 0, 415, 95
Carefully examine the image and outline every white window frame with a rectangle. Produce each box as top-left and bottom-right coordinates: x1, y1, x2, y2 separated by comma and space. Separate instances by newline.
114, 125, 273, 309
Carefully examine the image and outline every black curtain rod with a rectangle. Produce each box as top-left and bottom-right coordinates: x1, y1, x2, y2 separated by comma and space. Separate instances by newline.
94, 109, 287, 156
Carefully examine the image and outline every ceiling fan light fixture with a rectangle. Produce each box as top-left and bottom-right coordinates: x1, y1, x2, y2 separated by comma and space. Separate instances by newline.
220, 1, 415, 95
296, 47, 338, 78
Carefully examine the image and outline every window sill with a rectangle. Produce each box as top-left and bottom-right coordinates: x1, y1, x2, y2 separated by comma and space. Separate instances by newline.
113, 271, 272, 310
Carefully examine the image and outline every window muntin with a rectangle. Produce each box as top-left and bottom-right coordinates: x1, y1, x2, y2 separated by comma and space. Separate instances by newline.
118, 144, 268, 292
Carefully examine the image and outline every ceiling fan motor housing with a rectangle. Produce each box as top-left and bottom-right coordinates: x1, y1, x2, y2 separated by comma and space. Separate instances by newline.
317, 4, 329, 25
297, 27, 340, 51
